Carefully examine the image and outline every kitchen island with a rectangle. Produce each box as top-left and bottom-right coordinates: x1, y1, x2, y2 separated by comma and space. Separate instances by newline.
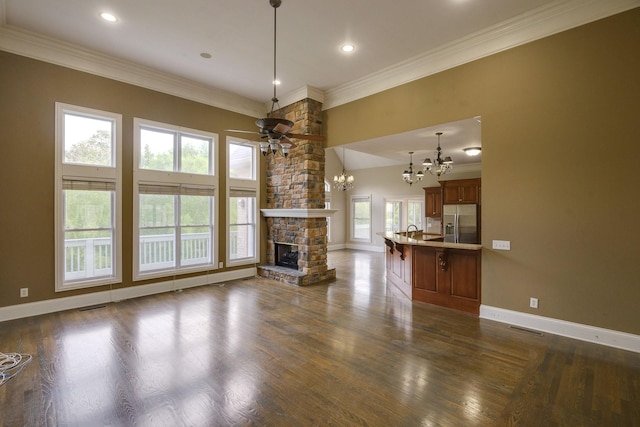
380, 232, 482, 314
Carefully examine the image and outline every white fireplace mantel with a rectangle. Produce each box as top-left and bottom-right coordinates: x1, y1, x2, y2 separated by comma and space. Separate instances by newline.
261, 208, 338, 218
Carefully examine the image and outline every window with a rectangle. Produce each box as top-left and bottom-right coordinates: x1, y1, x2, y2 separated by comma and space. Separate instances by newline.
385, 200, 402, 233
139, 126, 212, 175
55, 103, 122, 291
137, 184, 215, 273
408, 200, 424, 230
227, 139, 259, 266
351, 195, 371, 242
133, 119, 217, 279
229, 141, 256, 180
229, 190, 256, 261
384, 197, 424, 234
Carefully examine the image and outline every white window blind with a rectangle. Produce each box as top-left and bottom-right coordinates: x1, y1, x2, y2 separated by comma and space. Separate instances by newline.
62, 179, 116, 191
229, 189, 256, 198
138, 183, 215, 196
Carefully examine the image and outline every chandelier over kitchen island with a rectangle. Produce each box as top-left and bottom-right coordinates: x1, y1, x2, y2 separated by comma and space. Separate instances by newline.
422, 132, 453, 178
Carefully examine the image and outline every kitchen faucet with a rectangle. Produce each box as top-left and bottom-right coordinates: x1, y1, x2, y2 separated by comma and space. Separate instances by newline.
406, 224, 419, 239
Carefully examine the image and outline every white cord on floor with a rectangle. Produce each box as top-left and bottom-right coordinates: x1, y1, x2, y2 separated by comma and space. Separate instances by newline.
0, 351, 33, 386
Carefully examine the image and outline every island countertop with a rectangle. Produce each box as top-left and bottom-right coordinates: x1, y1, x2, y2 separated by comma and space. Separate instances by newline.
378, 232, 482, 251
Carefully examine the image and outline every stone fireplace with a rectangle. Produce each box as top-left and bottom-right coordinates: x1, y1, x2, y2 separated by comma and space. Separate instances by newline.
257, 97, 336, 286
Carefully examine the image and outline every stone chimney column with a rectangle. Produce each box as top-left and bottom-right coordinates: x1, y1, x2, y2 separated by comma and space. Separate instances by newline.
260, 98, 335, 286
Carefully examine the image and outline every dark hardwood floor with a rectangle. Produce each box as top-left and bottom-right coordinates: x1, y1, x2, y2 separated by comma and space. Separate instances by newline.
1, 250, 639, 426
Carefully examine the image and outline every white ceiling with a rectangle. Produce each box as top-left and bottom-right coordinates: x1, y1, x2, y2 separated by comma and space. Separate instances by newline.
2, 0, 560, 103
336, 116, 482, 170
2, 0, 637, 169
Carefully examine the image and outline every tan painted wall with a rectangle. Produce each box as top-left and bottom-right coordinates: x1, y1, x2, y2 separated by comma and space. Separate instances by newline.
0, 51, 257, 307
323, 9, 640, 334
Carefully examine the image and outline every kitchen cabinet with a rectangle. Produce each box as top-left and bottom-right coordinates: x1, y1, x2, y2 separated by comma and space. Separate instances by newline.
412, 245, 481, 314
424, 186, 442, 218
442, 178, 480, 204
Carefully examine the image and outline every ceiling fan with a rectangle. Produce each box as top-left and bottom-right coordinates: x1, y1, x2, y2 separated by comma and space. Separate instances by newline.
225, 0, 325, 157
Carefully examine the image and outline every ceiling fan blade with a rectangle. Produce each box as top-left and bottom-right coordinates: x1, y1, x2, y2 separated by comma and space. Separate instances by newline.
225, 129, 261, 135
272, 122, 292, 134
286, 133, 326, 141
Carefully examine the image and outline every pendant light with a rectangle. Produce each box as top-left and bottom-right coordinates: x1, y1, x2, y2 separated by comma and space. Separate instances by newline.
422, 132, 453, 177
402, 151, 424, 186
334, 148, 354, 191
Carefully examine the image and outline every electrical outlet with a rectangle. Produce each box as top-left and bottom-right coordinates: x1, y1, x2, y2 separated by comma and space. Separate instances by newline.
20, 288, 28, 298
218, 262, 223, 268
530, 297, 538, 309
492, 240, 511, 250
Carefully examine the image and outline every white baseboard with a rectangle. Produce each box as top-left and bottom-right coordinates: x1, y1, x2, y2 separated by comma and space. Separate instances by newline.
480, 305, 640, 353
0, 267, 256, 322
346, 243, 385, 252
327, 243, 347, 251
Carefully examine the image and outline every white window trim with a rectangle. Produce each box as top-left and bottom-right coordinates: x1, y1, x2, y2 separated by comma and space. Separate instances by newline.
226, 137, 260, 267
132, 118, 219, 281
350, 194, 372, 243
54, 102, 123, 291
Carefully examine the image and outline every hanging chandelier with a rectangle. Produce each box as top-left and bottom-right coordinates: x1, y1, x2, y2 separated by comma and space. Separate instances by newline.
402, 151, 424, 186
334, 148, 354, 191
422, 132, 453, 177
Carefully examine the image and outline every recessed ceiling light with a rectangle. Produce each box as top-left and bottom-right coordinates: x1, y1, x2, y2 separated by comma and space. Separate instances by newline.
464, 147, 482, 156
100, 12, 117, 22
340, 44, 355, 53
273, 80, 281, 85
200, 52, 212, 59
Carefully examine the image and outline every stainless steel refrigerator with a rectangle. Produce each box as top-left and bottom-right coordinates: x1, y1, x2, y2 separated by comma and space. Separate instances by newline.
443, 204, 478, 244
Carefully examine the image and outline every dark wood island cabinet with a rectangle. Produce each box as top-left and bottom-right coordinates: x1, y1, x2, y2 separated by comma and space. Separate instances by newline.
412, 245, 481, 314
382, 233, 481, 314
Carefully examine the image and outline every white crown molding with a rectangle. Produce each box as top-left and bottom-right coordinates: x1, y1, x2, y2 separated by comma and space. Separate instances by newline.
323, 0, 640, 109
0, 24, 265, 118
480, 305, 640, 353
0, 267, 256, 322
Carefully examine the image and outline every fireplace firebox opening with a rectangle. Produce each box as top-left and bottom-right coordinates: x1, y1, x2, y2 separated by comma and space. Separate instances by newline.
275, 242, 299, 270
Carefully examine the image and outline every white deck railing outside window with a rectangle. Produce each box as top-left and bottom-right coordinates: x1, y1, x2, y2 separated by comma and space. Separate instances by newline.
65, 233, 212, 279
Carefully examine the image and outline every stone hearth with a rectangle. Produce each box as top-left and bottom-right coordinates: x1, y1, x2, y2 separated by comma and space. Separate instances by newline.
257, 98, 336, 286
